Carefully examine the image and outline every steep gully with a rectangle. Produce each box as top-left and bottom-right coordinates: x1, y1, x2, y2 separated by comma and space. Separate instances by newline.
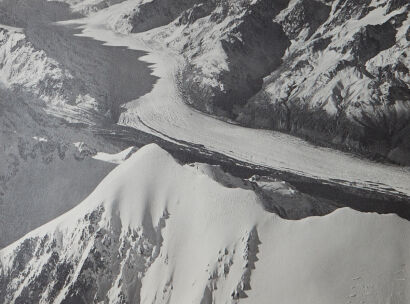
1, 0, 409, 220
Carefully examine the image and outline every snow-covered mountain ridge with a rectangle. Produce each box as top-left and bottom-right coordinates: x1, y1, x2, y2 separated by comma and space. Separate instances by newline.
1, 144, 409, 304
102, 0, 410, 163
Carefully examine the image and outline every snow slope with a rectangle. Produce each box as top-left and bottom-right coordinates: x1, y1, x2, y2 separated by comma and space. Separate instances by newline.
93, 146, 139, 164
59, 3, 410, 198
1, 144, 409, 303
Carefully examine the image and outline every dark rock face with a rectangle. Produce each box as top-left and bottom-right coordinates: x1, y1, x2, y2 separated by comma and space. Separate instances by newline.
281, 0, 331, 40
178, 0, 290, 116
177, 2, 216, 25
129, 0, 204, 33
387, 0, 408, 13
349, 21, 397, 63
214, 9, 290, 112
186, 21, 290, 114
330, 0, 372, 26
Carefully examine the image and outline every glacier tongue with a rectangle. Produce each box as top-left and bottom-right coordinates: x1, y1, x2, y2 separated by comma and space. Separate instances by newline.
1, 144, 409, 304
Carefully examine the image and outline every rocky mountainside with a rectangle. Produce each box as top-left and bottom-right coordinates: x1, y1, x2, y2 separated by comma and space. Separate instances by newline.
0, 70, 118, 248
0, 0, 159, 247
0, 17, 127, 247
107, 0, 409, 164
1, 144, 409, 304
241, 0, 410, 164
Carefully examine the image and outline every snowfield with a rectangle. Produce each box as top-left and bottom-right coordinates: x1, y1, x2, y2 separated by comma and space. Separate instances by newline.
58, 2, 410, 198
1, 144, 409, 303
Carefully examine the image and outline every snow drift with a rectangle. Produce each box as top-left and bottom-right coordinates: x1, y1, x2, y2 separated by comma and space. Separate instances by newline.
1, 144, 409, 303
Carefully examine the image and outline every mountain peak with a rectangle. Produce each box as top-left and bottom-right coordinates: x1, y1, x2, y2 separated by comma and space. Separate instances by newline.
1, 144, 409, 304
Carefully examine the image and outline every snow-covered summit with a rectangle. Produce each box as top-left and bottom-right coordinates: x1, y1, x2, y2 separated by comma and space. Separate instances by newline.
1, 144, 409, 303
